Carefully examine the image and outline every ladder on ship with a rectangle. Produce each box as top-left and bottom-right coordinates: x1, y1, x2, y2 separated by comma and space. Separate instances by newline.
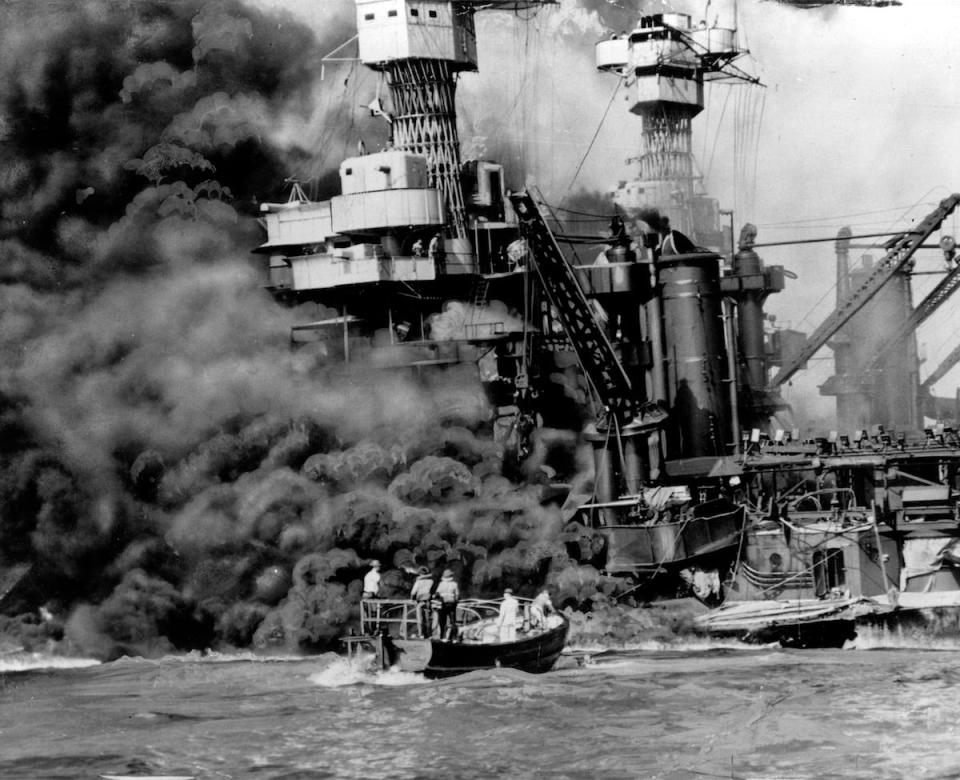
470, 277, 490, 310
508, 190, 665, 430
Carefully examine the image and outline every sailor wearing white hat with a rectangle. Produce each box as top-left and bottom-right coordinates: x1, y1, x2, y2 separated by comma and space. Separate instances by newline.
497, 587, 519, 643
362, 559, 381, 599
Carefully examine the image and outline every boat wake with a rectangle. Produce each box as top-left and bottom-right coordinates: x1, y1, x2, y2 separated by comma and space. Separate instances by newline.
565, 637, 768, 655
0, 650, 101, 672
308, 655, 426, 687
111, 649, 318, 665
848, 626, 960, 651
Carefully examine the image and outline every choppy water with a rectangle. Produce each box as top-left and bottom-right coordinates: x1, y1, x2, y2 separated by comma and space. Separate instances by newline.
2, 646, 959, 780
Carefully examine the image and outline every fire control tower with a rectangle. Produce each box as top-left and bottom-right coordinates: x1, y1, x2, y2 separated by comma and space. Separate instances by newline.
356, 1, 555, 241
595, 10, 759, 248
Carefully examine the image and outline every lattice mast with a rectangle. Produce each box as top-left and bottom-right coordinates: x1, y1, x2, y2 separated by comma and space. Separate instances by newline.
356, 1, 553, 240
595, 10, 758, 240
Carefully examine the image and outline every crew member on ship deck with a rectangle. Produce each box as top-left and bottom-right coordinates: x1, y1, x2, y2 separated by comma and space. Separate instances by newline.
529, 589, 555, 629
497, 588, 520, 642
435, 569, 459, 641
362, 560, 381, 599
639, 209, 698, 259
410, 566, 435, 638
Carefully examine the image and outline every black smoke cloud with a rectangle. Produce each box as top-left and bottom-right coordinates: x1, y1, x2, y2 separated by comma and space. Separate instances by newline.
0, 1, 624, 660
576, 0, 675, 30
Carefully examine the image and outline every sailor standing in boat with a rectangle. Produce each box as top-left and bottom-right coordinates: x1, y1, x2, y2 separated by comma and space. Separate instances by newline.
434, 569, 459, 641
410, 566, 435, 638
529, 589, 555, 629
497, 588, 520, 642
362, 560, 381, 600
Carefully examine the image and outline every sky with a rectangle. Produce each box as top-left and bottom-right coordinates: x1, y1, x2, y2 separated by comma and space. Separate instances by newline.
260, 0, 960, 424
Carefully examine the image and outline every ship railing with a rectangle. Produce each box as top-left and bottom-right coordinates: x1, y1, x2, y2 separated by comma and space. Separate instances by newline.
360, 597, 538, 639
378, 256, 437, 282
455, 597, 533, 628
360, 599, 420, 639
786, 488, 858, 513
741, 562, 815, 592
463, 321, 507, 340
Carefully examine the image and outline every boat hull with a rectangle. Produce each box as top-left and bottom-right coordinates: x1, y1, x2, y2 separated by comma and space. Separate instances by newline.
853, 592, 960, 647
695, 598, 858, 648
698, 592, 960, 648
742, 617, 855, 649
392, 620, 569, 678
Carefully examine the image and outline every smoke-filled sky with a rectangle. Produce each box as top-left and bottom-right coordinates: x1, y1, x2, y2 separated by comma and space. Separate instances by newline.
1, 0, 957, 656
0, 0, 614, 658
272, 0, 960, 421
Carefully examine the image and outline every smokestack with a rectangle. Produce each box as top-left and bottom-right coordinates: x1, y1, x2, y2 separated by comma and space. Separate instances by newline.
657, 249, 731, 459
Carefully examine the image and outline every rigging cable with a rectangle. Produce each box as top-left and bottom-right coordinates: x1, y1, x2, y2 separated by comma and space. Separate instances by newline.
700, 81, 711, 167
306, 58, 360, 198
733, 86, 743, 215
750, 231, 899, 248
756, 203, 940, 227
704, 82, 732, 182
751, 89, 766, 216
550, 205, 615, 218
559, 78, 622, 209
748, 88, 761, 211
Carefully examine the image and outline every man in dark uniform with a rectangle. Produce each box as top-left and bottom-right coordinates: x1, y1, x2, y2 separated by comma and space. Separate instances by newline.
638, 208, 699, 258
434, 569, 459, 641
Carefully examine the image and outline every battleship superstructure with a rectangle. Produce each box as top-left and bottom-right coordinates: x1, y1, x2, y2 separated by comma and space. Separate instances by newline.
595, 10, 759, 249
255, 2, 793, 590
257, 1, 558, 392
256, 4, 960, 631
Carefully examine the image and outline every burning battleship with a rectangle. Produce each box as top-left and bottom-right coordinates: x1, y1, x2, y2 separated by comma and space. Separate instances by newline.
256, 0, 960, 647
1, 0, 959, 658
255, 2, 780, 595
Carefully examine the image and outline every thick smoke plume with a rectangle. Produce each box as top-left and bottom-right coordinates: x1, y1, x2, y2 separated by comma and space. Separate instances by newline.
0, 0, 625, 659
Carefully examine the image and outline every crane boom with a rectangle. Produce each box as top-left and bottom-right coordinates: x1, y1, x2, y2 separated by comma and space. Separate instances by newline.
769, 194, 960, 388
922, 341, 960, 393
860, 260, 960, 374
508, 191, 662, 429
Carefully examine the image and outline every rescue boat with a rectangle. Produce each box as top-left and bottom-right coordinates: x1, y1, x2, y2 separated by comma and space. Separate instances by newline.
343, 597, 569, 678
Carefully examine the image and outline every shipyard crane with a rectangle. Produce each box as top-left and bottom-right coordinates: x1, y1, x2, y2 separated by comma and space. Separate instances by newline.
769, 194, 960, 388
856, 254, 960, 378
922, 343, 960, 397
507, 190, 666, 432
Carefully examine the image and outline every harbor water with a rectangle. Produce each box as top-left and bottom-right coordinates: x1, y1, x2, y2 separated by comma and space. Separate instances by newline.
2, 646, 958, 779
